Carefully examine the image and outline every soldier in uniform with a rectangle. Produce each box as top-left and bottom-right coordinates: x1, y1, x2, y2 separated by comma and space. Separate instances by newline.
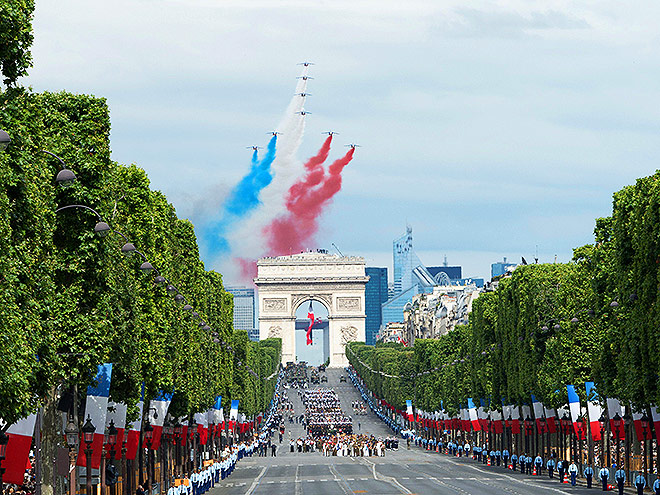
635, 472, 646, 495
496, 449, 501, 466
527, 454, 534, 475
599, 465, 610, 491
557, 459, 565, 483
511, 452, 518, 471
521, 454, 527, 474
546, 457, 555, 478
584, 464, 594, 489
614, 467, 626, 495
502, 448, 509, 467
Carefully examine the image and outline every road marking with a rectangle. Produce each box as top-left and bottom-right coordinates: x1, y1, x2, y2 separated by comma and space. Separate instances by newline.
294, 464, 302, 495
244, 466, 267, 495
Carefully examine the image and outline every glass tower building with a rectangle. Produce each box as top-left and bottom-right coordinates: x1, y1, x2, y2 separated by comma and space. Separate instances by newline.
226, 286, 258, 341
365, 267, 388, 345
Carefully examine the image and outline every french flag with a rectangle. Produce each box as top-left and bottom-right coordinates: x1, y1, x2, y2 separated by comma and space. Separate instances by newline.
406, 400, 414, 422
606, 398, 625, 440
230, 399, 239, 429
106, 401, 127, 460
502, 401, 511, 426
510, 404, 521, 434
521, 404, 531, 425
491, 409, 504, 434
195, 412, 208, 445
306, 301, 314, 345
76, 363, 113, 469
531, 395, 545, 430
544, 406, 557, 433
478, 399, 488, 430
567, 385, 584, 436
651, 405, 660, 442
148, 391, 172, 450
124, 394, 144, 461
1, 414, 37, 484
212, 396, 223, 426
585, 382, 603, 441
467, 399, 481, 431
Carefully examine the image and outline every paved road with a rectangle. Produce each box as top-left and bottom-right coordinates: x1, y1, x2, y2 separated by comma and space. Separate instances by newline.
214, 368, 601, 495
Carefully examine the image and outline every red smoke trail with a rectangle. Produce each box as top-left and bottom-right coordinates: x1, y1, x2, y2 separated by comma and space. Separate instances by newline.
287, 135, 333, 205
264, 147, 355, 256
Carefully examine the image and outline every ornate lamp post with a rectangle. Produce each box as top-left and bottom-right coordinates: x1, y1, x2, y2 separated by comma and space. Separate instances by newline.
524, 416, 533, 454
506, 414, 513, 452
82, 416, 96, 495
144, 422, 154, 493
64, 418, 79, 495
612, 412, 622, 469
173, 423, 183, 477
560, 413, 572, 461
538, 417, 547, 459
598, 411, 607, 467
106, 421, 118, 495
0, 429, 9, 495
641, 414, 650, 478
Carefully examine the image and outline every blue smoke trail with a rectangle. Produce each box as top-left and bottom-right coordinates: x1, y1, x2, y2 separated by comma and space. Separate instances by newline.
204, 135, 277, 256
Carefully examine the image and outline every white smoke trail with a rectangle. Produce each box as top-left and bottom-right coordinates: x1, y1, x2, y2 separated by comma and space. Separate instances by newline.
222, 67, 310, 266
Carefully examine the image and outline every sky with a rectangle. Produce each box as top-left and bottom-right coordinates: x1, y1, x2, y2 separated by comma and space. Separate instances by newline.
24, 0, 660, 282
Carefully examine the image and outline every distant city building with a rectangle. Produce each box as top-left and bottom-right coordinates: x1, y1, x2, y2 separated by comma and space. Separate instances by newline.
491, 257, 517, 280
365, 267, 388, 345
377, 322, 407, 344
403, 284, 481, 345
226, 286, 258, 339
427, 265, 462, 282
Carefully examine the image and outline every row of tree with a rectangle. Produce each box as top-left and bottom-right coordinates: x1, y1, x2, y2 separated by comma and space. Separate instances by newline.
348, 171, 660, 415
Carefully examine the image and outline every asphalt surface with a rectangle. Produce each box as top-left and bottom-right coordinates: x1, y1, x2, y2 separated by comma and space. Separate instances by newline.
214, 368, 604, 495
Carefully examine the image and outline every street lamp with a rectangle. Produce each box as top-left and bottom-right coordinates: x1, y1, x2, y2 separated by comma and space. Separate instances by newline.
82, 416, 96, 495
560, 413, 571, 460
598, 411, 607, 467
524, 416, 533, 453
0, 130, 11, 151
105, 420, 118, 495
612, 412, 622, 469
538, 416, 547, 459
43, 150, 77, 187
144, 421, 154, 492
640, 414, 649, 478
0, 429, 9, 493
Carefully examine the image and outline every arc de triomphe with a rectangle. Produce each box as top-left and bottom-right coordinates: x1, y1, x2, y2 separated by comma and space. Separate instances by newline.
254, 251, 367, 367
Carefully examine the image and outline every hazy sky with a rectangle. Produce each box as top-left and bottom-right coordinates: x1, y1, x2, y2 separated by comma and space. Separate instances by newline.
25, 0, 660, 281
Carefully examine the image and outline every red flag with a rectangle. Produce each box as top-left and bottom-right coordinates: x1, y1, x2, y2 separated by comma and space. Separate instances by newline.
307, 301, 314, 345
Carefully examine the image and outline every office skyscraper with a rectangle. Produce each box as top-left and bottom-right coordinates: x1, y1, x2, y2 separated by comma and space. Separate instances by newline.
365, 267, 388, 345
226, 286, 258, 340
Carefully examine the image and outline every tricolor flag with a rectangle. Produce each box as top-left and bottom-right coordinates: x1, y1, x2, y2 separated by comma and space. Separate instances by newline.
510, 404, 521, 434
148, 391, 173, 450
585, 382, 603, 441
124, 388, 144, 460
212, 396, 223, 426
76, 363, 113, 469
194, 412, 208, 445
180, 418, 189, 447
306, 301, 315, 345
606, 398, 625, 440
478, 400, 488, 430
651, 405, 660, 442
467, 398, 481, 431
105, 401, 127, 460
491, 409, 504, 434
406, 400, 413, 422
544, 405, 557, 433
531, 395, 545, 430
1, 414, 37, 484
566, 385, 584, 435
230, 399, 239, 429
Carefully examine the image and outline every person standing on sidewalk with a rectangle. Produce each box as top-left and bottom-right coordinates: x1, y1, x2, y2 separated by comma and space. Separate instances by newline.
614, 467, 626, 495
584, 464, 595, 489
599, 466, 610, 491
652, 474, 660, 495
568, 461, 579, 486
635, 472, 646, 495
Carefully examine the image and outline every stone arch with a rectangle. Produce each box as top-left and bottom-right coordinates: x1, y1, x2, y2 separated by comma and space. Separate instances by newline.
290, 294, 332, 318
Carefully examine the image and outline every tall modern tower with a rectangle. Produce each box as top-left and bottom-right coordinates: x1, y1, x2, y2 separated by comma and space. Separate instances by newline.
226, 286, 258, 340
365, 267, 388, 345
